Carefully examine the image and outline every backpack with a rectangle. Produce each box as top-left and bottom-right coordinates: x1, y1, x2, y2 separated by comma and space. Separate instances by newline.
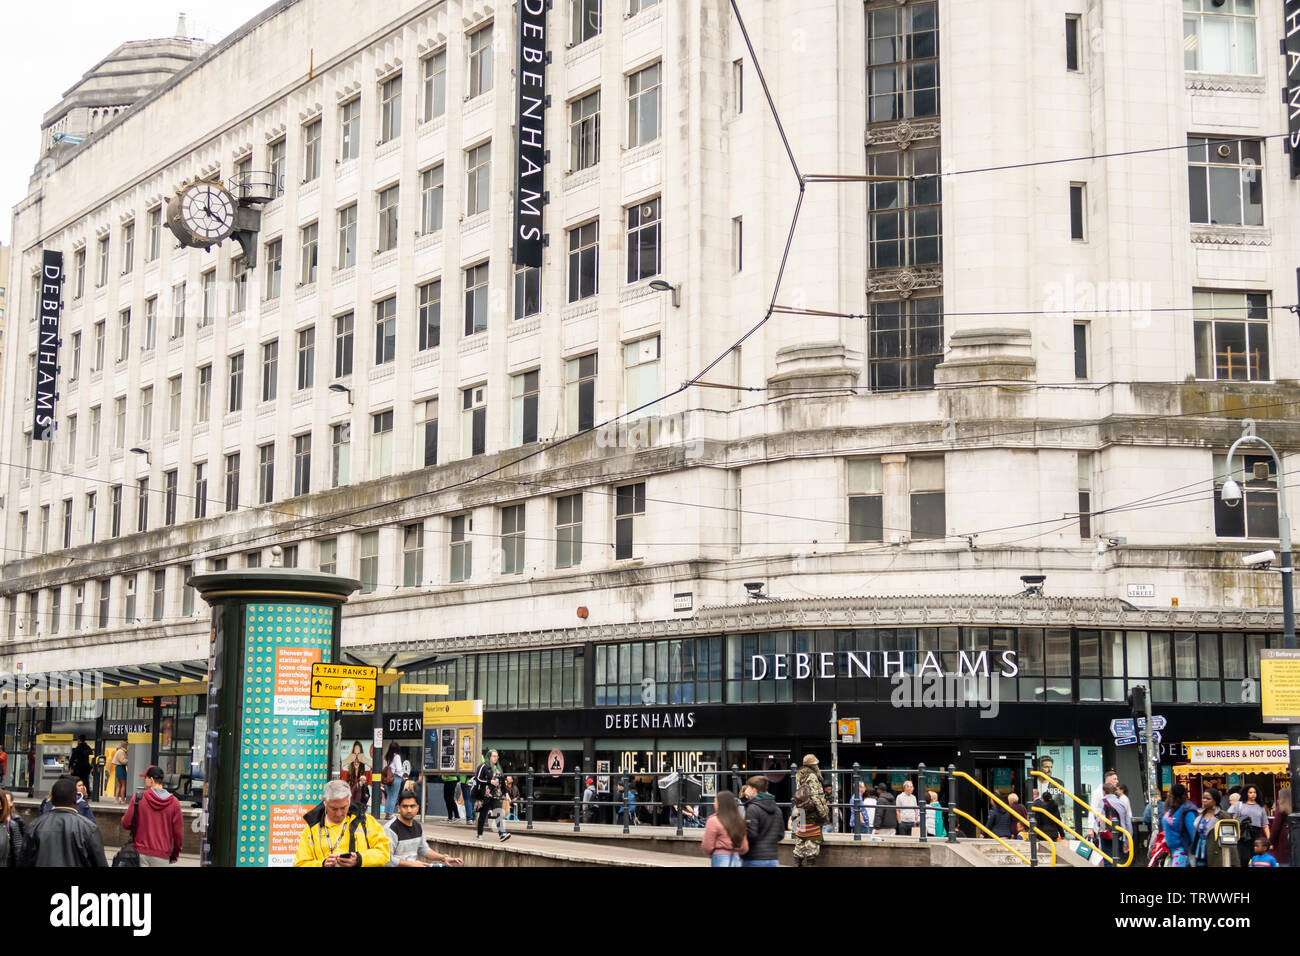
793, 775, 828, 825
114, 794, 142, 867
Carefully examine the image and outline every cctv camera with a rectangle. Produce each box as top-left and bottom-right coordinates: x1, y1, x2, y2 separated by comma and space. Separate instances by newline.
1242, 550, 1277, 568
1221, 479, 1242, 508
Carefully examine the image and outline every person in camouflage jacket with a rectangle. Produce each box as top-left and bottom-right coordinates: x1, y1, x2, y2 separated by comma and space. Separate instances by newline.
793, 754, 829, 866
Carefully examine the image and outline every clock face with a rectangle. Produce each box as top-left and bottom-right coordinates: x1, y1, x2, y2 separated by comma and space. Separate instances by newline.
178, 182, 236, 244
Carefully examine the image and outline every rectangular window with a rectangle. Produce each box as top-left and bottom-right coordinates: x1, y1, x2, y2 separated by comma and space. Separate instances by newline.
73, 585, 84, 630
194, 461, 208, 519
868, 297, 943, 392
293, 433, 312, 496
514, 266, 541, 321
224, 453, 240, 512
143, 296, 158, 350
1070, 183, 1086, 240
97, 579, 111, 628
1183, 0, 1257, 75
628, 63, 661, 147
164, 469, 178, 526
866, 1, 938, 123
117, 308, 130, 362
334, 312, 354, 377
300, 222, 318, 284
418, 281, 441, 350
417, 400, 439, 467
468, 24, 493, 99
172, 282, 185, 339
450, 514, 472, 582
848, 459, 884, 542
66, 414, 78, 465
423, 49, 447, 121
733, 58, 744, 113
74, 248, 86, 298
269, 138, 286, 196
152, 570, 166, 621
512, 370, 540, 446
181, 564, 194, 615
732, 217, 743, 272
228, 352, 244, 413
380, 73, 403, 143
568, 220, 599, 301
556, 493, 583, 568
69, 332, 81, 382
231, 257, 248, 314
571, 0, 601, 44
303, 118, 322, 182
376, 185, 400, 253
337, 204, 357, 269
121, 221, 134, 275
868, 145, 941, 269
403, 523, 424, 586
909, 457, 945, 540
501, 504, 526, 574
114, 396, 126, 449
50, 588, 61, 634
466, 142, 491, 216
1074, 322, 1089, 380
615, 482, 646, 560
1078, 453, 1092, 539
1065, 14, 1081, 72
297, 327, 315, 390
318, 538, 337, 574
200, 269, 216, 327
1214, 453, 1277, 539
627, 197, 661, 282
261, 340, 279, 402
374, 297, 396, 365
570, 90, 600, 172
340, 98, 361, 161
356, 530, 379, 593
371, 410, 394, 478
197, 364, 212, 422
1193, 290, 1269, 381
265, 239, 282, 299
258, 443, 275, 504
139, 386, 153, 441
624, 336, 660, 413
464, 263, 489, 336
97, 236, 110, 287
91, 320, 105, 371
420, 165, 444, 234
561, 356, 595, 434
281, 546, 298, 569
629, 0, 659, 13
136, 478, 149, 533
462, 386, 487, 457
1187, 136, 1262, 227
61, 498, 73, 549
331, 422, 351, 487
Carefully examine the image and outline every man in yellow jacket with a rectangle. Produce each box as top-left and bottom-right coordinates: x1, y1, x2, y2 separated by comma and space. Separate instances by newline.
294, 779, 391, 867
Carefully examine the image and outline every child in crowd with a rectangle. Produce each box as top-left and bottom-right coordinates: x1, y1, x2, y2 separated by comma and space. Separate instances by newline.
1249, 836, 1278, 868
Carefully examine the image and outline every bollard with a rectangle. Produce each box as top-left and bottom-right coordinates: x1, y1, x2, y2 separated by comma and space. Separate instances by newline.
731, 763, 741, 795
622, 773, 631, 834
946, 764, 959, 843
574, 766, 582, 833
852, 762, 861, 841
918, 764, 928, 843
527, 769, 534, 831
1029, 817, 1039, 868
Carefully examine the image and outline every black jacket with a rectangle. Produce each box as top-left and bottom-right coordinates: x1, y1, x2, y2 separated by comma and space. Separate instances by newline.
987, 804, 1014, 838
874, 791, 897, 830
742, 795, 784, 861
21, 807, 107, 867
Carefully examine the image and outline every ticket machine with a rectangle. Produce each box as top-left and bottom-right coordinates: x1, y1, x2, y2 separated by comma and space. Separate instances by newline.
33, 733, 72, 796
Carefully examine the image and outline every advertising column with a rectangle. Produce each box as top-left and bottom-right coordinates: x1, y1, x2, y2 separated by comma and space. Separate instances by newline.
191, 568, 359, 867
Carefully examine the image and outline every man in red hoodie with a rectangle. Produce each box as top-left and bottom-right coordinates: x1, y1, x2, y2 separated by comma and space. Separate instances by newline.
121, 765, 184, 866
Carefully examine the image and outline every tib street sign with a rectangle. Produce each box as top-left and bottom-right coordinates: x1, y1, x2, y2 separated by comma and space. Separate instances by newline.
309, 663, 377, 712
1114, 735, 1140, 747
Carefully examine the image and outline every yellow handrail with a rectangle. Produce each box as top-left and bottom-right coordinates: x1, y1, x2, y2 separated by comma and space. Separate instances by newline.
952, 771, 1057, 867
1030, 805, 1112, 865
1030, 770, 1134, 867
949, 807, 1033, 867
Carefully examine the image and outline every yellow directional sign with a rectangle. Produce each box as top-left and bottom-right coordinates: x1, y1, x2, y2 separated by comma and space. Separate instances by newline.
399, 683, 450, 696
309, 663, 377, 712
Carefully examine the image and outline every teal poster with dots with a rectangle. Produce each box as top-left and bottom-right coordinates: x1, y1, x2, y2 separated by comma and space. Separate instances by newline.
237, 602, 334, 867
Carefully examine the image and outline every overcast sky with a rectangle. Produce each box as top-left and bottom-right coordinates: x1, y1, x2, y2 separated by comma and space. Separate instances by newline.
0, 1, 275, 246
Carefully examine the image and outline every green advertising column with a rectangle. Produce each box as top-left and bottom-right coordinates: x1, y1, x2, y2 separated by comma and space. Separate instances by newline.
191, 568, 360, 867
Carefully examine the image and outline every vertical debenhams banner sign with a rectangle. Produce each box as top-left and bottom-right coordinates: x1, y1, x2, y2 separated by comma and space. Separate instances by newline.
514, 0, 548, 267
1286, 0, 1300, 179
34, 250, 64, 441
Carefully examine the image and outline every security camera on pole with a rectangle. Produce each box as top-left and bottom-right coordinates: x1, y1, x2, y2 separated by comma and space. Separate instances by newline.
1219, 431, 1300, 866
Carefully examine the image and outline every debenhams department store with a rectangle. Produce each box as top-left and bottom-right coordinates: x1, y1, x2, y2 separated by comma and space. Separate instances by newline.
344, 593, 1280, 808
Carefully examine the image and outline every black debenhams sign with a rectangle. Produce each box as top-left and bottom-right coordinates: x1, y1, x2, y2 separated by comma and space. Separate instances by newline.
1286, 0, 1300, 178
513, 0, 548, 267
34, 250, 63, 441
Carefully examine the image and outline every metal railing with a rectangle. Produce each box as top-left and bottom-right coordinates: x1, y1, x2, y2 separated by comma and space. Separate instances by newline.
1030, 770, 1133, 867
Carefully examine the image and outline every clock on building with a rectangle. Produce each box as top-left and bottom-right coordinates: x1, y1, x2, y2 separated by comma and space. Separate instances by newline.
165, 179, 238, 248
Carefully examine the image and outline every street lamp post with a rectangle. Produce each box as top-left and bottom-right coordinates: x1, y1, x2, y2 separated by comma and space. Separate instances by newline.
1220, 434, 1299, 861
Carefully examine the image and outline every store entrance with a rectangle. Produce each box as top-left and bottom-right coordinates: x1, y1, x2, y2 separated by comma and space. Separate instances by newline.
969, 749, 1034, 822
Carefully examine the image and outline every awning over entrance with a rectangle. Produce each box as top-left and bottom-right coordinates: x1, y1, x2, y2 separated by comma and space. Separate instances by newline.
5, 660, 208, 702
1174, 763, 1288, 776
